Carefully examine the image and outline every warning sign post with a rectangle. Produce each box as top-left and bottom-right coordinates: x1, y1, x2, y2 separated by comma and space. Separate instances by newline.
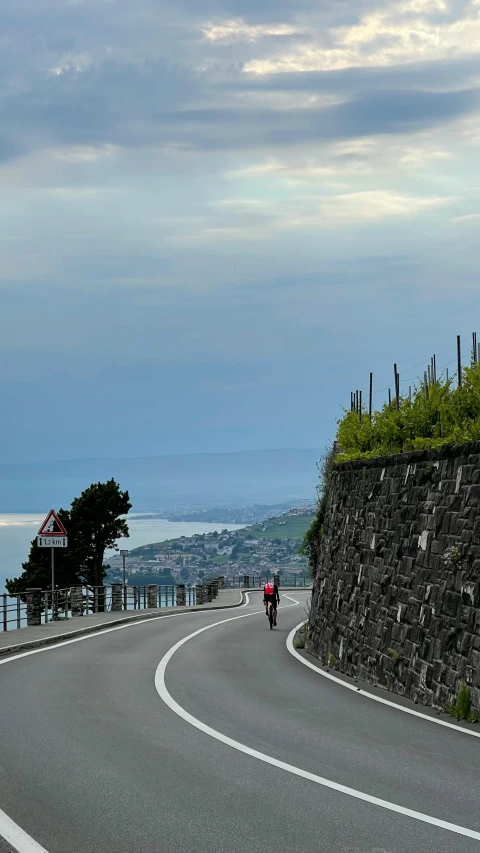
37, 511, 68, 618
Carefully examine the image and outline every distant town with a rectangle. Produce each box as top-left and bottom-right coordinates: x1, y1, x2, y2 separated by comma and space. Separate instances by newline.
131, 500, 312, 525
107, 506, 314, 586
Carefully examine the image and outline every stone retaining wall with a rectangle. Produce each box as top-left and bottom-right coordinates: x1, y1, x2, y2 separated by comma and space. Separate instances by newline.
307, 442, 480, 711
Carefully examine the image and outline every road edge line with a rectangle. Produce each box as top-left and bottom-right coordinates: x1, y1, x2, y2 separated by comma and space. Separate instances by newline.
155, 604, 480, 842
0, 591, 246, 657
0, 594, 250, 667
0, 595, 253, 851
286, 622, 480, 739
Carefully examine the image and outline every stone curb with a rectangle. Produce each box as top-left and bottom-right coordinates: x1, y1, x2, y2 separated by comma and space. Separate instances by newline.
0, 591, 245, 657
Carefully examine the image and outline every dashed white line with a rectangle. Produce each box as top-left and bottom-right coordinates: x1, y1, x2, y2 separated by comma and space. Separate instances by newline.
155, 602, 480, 842
286, 621, 480, 739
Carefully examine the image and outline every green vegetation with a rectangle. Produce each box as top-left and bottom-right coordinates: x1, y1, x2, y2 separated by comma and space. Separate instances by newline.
336, 362, 480, 462
249, 513, 314, 541
327, 652, 336, 668
300, 446, 336, 577
6, 479, 131, 593
446, 680, 479, 723
387, 648, 399, 661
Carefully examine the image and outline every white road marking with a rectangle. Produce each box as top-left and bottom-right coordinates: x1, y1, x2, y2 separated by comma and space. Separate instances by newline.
286, 622, 480, 739
155, 604, 480, 842
0, 593, 249, 668
0, 807, 49, 853
0, 593, 253, 852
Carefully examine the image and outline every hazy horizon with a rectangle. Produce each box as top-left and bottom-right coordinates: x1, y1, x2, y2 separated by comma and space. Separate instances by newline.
0, 448, 320, 514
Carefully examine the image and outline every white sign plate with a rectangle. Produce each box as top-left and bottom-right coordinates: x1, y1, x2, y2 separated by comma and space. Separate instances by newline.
37, 536, 68, 548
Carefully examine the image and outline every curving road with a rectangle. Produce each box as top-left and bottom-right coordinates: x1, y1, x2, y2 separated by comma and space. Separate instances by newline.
1, 592, 480, 852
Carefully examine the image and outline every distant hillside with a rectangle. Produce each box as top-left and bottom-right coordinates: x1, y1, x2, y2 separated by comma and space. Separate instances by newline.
108, 508, 314, 584
0, 449, 320, 513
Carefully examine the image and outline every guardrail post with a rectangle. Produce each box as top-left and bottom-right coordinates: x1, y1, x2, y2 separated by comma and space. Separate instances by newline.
243, 575, 249, 589
148, 585, 158, 609
211, 579, 218, 598
274, 574, 280, 587
218, 576, 225, 590
176, 584, 186, 607
196, 585, 205, 605
2, 593, 7, 631
26, 588, 42, 626
111, 583, 123, 612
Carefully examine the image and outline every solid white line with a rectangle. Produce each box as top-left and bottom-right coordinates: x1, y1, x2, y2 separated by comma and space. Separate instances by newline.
0, 807, 49, 853
0, 593, 249, 668
0, 593, 252, 853
282, 594, 300, 604
155, 606, 480, 842
286, 622, 480, 739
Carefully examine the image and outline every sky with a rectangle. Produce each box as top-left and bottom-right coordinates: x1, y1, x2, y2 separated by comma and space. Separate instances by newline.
1, 0, 480, 463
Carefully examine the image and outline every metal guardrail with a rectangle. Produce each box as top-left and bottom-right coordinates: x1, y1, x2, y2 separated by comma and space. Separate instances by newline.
1, 593, 26, 631
0, 577, 309, 632
221, 575, 311, 589
0, 584, 198, 632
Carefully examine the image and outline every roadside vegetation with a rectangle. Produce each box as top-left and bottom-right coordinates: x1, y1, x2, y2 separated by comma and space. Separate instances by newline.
446, 680, 479, 723
299, 447, 336, 577
336, 362, 480, 462
6, 479, 131, 593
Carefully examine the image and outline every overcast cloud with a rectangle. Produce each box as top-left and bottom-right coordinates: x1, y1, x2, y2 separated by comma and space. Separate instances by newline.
0, 0, 479, 463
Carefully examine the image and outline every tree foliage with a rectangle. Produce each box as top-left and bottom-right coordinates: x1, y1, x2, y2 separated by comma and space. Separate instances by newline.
6, 479, 131, 593
336, 363, 480, 461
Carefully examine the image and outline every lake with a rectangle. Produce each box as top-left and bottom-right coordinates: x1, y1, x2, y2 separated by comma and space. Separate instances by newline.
0, 514, 243, 593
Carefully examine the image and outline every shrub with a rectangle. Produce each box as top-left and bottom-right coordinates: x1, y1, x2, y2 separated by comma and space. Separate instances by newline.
446, 680, 479, 722
336, 363, 480, 461
300, 446, 336, 576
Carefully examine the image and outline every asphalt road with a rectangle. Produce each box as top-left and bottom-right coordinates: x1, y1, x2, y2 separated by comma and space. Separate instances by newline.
1, 592, 479, 852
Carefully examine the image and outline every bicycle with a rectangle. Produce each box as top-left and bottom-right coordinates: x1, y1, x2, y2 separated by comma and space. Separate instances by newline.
268, 602, 276, 630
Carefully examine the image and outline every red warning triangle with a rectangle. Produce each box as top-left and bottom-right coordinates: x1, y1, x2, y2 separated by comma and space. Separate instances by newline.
38, 510, 68, 536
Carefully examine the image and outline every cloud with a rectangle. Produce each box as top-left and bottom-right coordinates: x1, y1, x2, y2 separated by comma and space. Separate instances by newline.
0, 0, 479, 466
316, 190, 451, 221
201, 18, 300, 42
242, 0, 480, 74
451, 212, 480, 222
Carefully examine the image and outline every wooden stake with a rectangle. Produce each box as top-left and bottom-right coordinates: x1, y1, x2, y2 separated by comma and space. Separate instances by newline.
394, 364, 400, 411
388, 388, 391, 406
457, 335, 462, 388
369, 373, 373, 422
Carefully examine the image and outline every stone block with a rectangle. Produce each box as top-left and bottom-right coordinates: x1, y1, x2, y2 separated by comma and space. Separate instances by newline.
26, 588, 42, 626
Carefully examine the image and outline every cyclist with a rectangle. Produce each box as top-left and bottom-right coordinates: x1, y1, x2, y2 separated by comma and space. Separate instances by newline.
263, 578, 280, 626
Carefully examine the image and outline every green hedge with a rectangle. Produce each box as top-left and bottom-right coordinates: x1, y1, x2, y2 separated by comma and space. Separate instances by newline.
336, 363, 480, 461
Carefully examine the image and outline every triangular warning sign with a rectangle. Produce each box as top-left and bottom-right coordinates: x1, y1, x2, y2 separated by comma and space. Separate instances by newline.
38, 510, 67, 536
